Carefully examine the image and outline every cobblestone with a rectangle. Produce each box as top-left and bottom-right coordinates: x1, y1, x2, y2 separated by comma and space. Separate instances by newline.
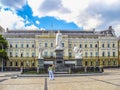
0, 69, 120, 90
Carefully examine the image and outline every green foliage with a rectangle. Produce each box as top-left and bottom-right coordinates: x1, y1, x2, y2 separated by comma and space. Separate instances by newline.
0, 34, 8, 60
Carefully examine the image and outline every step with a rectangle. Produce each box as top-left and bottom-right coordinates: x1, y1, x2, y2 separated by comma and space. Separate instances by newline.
55, 72, 69, 74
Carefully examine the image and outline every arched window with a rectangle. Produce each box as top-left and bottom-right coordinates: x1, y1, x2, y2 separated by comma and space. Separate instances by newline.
16, 44, 17, 48
102, 44, 104, 48
26, 44, 29, 48
10, 44, 12, 48
102, 52, 105, 57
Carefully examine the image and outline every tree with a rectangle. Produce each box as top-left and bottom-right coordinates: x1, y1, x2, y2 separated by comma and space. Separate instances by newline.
0, 34, 8, 71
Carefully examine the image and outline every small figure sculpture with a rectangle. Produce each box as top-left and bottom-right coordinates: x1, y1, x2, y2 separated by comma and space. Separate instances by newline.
73, 45, 82, 59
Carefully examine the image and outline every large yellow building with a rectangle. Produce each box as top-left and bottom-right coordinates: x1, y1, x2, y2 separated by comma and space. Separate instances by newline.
0, 26, 119, 70
118, 37, 120, 67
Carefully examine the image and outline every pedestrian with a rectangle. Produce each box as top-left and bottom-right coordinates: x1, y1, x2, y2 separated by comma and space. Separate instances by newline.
48, 64, 55, 80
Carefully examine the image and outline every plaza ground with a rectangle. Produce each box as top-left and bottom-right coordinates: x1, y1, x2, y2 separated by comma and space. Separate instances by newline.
0, 69, 120, 90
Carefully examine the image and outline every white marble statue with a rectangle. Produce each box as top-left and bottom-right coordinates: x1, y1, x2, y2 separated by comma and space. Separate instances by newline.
73, 45, 82, 59
38, 48, 44, 59
56, 30, 63, 49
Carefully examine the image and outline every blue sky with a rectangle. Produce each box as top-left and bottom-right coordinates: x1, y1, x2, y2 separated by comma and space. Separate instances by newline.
0, 0, 120, 36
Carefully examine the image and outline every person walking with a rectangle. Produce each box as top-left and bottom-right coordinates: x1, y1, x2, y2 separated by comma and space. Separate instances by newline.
48, 64, 55, 80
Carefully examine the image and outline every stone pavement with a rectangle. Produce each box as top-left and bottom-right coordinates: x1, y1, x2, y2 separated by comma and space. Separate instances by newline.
0, 69, 120, 90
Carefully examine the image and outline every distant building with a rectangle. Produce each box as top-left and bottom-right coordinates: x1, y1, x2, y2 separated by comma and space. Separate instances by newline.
0, 26, 119, 70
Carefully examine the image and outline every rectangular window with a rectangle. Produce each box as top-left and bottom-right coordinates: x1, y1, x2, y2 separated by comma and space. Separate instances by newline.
69, 44, 72, 48
91, 61, 93, 66
85, 52, 87, 57
16, 44, 17, 48
113, 44, 115, 48
10, 52, 12, 57
50, 52, 53, 57
108, 61, 110, 65
15, 52, 18, 57
103, 61, 105, 65
15, 62, 18, 66
90, 44, 92, 48
32, 52, 35, 57
26, 52, 29, 57
85, 44, 87, 48
44, 52, 48, 57
90, 52, 93, 57
96, 52, 98, 56
113, 52, 115, 57
32, 61, 35, 66
85, 61, 87, 66
102, 44, 104, 48
10, 62, 12, 66
113, 61, 116, 65
108, 44, 110, 48
80, 44, 82, 48
45, 43, 47, 47
10, 44, 12, 48
69, 52, 72, 57
21, 44, 23, 48
51, 43, 53, 47
95, 44, 97, 48
102, 52, 105, 57
108, 52, 110, 56
62, 43, 64, 47
21, 62, 23, 66
21, 53, 23, 57
32, 44, 34, 48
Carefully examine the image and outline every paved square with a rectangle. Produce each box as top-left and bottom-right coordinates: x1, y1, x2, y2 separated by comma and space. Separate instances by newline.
0, 69, 120, 90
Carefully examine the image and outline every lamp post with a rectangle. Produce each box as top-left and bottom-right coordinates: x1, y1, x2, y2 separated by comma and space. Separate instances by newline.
0, 43, 3, 72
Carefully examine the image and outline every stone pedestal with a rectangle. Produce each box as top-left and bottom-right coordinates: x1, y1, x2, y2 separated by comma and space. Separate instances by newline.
75, 59, 82, 66
38, 59, 44, 68
55, 49, 64, 68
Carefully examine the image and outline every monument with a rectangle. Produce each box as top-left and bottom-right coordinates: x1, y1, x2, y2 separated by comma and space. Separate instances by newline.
73, 44, 83, 66
55, 30, 64, 69
38, 44, 44, 68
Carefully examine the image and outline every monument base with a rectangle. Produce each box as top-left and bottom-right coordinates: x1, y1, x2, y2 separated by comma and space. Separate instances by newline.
38, 59, 44, 68
55, 49, 64, 71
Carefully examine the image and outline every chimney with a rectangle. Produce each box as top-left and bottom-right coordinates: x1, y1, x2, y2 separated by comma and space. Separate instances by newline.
108, 26, 112, 30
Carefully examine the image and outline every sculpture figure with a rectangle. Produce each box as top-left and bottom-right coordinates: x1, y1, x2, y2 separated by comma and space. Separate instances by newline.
56, 30, 63, 49
38, 48, 44, 59
73, 45, 82, 59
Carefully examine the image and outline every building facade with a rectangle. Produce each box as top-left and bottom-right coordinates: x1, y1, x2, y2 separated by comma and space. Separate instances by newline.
118, 37, 120, 67
0, 26, 119, 70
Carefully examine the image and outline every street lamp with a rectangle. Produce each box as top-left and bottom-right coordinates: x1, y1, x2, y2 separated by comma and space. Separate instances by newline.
0, 43, 4, 72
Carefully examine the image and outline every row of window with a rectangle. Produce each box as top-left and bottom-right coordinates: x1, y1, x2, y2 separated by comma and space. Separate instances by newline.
9, 51, 116, 57
4, 61, 35, 67
9, 43, 116, 48
10, 52, 35, 57
4, 60, 117, 67
10, 44, 35, 48
84, 60, 117, 66
102, 43, 115, 48
69, 52, 116, 57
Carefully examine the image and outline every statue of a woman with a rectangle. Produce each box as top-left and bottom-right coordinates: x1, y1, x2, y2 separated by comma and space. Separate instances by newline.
38, 48, 44, 59
56, 30, 62, 49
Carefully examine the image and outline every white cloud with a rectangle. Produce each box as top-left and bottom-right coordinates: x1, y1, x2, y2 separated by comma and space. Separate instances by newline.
0, 8, 24, 29
25, 25, 39, 30
0, 0, 27, 9
27, 0, 120, 36
114, 24, 120, 37
36, 20, 40, 25
0, 8, 38, 30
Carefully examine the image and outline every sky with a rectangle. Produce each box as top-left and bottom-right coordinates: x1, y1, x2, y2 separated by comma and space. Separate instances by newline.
0, 0, 120, 36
